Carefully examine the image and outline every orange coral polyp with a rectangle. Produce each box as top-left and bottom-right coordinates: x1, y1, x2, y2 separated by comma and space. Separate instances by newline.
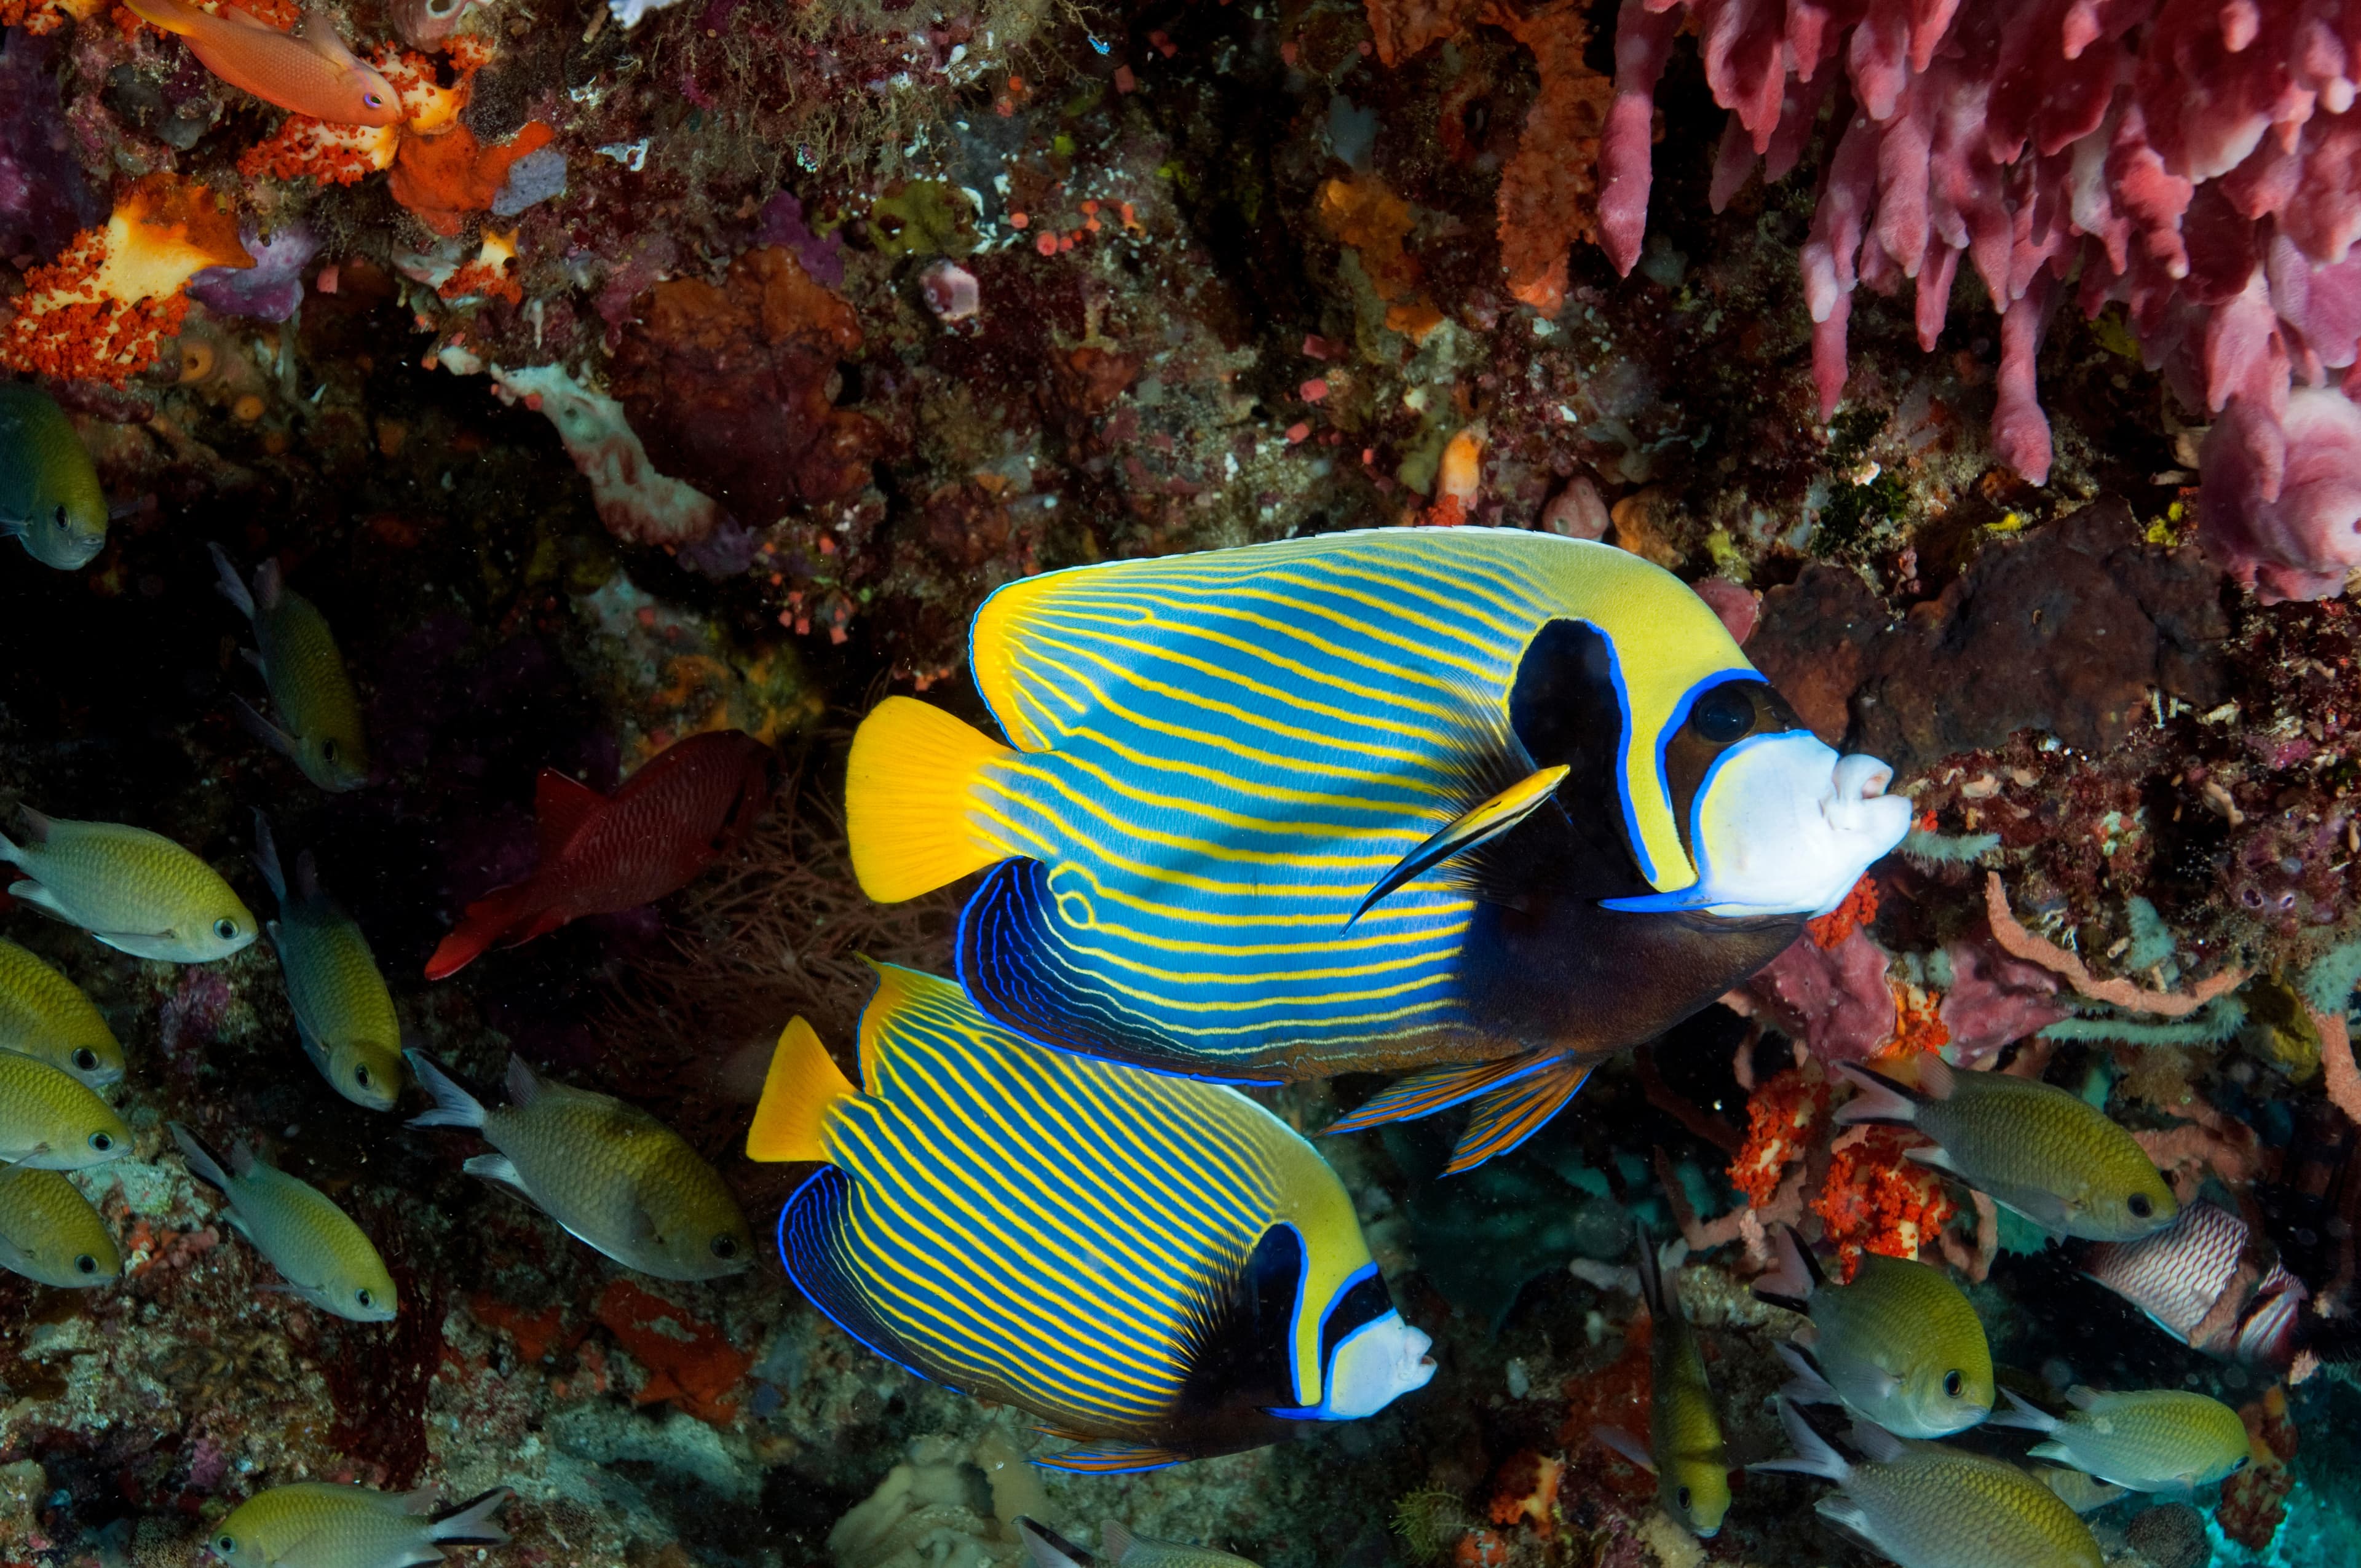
0, 173, 252, 386
237, 47, 475, 186
1729, 1068, 1831, 1207
1813, 1126, 1959, 1277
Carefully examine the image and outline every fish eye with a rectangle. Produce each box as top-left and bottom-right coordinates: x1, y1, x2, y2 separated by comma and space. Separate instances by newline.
71, 1048, 98, 1072
216, 1535, 237, 1554
52, 506, 69, 531
74, 1253, 96, 1274
1944, 1369, 1964, 1398
2232, 1454, 2249, 1471
364, 92, 385, 108
213, 917, 239, 941
1690, 684, 1755, 743
711, 1235, 738, 1259
354, 1063, 371, 1087
355, 1288, 373, 1308
2129, 1193, 2153, 1219
1675, 1485, 1692, 1511
87, 1131, 111, 1152
322, 738, 339, 762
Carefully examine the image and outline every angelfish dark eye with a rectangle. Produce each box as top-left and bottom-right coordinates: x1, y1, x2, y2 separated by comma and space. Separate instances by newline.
2129, 1193, 2154, 1219
1691, 685, 1755, 743
74, 1254, 96, 1274
1944, 1369, 1964, 1398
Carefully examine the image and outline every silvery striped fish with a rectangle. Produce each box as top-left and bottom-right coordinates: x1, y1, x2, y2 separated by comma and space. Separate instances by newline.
745, 964, 1435, 1473
845, 527, 1910, 1170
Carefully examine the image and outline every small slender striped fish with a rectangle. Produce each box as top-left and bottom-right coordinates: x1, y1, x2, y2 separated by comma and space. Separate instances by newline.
846, 528, 1908, 1170
746, 964, 1435, 1471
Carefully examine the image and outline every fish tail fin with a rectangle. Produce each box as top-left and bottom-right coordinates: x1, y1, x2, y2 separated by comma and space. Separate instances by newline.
1442, 1058, 1595, 1174
429, 1488, 512, 1545
1751, 1399, 1853, 1483
250, 809, 287, 902
168, 1121, 232, 1193
1591, 1425, 1656, 1474
845, 697, 1012, 903
1014, 1518, 1096, 1568
0, 806, 52, 866
1753, 1222, 1822, 1311
1774, 1342, 1841, 1406
1831, 1061, 1924, 1128
207, 542, 254, 616
1631, 1217, 1686, 1326
1845, 1417, 1908, 1464
746, 1017, 854, 1163
1099, 1522, 1136, 1560
424, 883, 540, 980
1325, 1050, 1561, 1136
404, 1050, 489, 1129
1987, 1388, 2060, 1433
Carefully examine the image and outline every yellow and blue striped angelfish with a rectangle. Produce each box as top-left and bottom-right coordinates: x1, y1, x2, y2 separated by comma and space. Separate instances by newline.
845, 527, 1911, 1171
745, 964, 1436, 1472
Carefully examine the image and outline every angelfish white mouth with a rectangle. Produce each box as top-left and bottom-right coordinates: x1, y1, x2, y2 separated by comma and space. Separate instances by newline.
1673, 732, 1912, 918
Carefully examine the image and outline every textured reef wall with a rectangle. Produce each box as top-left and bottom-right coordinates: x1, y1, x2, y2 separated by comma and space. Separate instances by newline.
7, 0, 2361, 1564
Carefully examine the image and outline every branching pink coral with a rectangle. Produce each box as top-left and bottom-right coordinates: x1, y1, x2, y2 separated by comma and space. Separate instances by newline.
2315, 1005, 2361, 1126
1597, 0, 2361, 595
1984, 872, 2247, 1014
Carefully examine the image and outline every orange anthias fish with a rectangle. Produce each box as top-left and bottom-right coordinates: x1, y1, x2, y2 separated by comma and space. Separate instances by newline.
119, 0, 403, 127
424, 730, 779, 980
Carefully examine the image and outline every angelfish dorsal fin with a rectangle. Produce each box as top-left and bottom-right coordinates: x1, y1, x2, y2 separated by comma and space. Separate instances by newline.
1347, 764, 1570, 925
532, 768, 606, 857
746, 1017, 855, 1164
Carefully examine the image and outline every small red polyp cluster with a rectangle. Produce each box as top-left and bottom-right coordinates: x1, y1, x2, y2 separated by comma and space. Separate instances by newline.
1814, 1125, 1960, 1277
1, 172, 252, 385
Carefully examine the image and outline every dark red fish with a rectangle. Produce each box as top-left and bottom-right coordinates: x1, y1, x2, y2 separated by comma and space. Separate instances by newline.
425, 729, 778, 980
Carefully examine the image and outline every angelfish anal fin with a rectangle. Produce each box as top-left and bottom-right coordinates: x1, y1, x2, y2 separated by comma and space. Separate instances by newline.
1347, 763, 1570, 925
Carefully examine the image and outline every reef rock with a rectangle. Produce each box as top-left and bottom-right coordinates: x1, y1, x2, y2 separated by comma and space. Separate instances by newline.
609, 245, 887, 527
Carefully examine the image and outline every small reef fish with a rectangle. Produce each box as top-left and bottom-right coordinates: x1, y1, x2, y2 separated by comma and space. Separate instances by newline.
0, 810, 257, 964
1594, 1231, 1730, 1536
0, 1163, 121, 1287
424, 729, 778, 980
2081, 1198, 2310, 1364
1991, 1386, 2251, 1492
406, 1051, 753, 1281
0, 383, 107, 571
1019, 1517, 1261, 1568
1755, 1401, 2103, 1568
844, 528, 1910, 1171
116, 0, 403, 127
172, 1123, 397, 1322
746, 965, 1436, 1471
1753, 1222, 1994, 1438
207, 1482, 511, 1568
2035, 1466, 2130, 1514
0, 936, 125, 1086
211, 544, 371, 792
255, 816, 400, 1110
1834, 1056, 2177, 1242
0, 1053, 127, 1169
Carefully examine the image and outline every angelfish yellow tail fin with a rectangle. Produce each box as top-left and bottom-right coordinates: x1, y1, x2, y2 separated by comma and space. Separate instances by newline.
746, 1017, 856, 1163
845, 697, 1013, 902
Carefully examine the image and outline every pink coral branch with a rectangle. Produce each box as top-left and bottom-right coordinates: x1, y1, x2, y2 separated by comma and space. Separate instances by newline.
1983, 873, 2248, 1016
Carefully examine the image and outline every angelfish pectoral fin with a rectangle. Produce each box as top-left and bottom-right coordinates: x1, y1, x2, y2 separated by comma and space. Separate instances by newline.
1347, 764, 1570, 925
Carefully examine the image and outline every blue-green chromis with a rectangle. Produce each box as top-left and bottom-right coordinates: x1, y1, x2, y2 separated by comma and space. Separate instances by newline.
0, 937, 125, 1086
0, 383, 106, 570
210, 543, 370, 791
0, 810, 256, 964
1992, 1386, 2252, 1492
253, 815, 400, 1111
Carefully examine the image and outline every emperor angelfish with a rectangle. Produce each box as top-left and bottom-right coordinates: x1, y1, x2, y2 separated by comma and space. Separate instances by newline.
745, 964, 1436, 1472
845, 528, 1910, 1171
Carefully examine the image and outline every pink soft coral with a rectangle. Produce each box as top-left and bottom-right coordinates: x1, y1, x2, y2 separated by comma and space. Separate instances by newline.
1597, 0, 2361, 598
